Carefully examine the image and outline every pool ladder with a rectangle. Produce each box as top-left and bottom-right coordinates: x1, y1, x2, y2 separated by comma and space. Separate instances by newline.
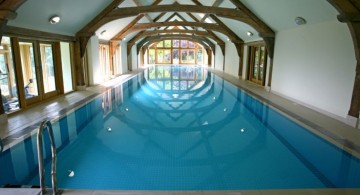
37, 120, 60, 195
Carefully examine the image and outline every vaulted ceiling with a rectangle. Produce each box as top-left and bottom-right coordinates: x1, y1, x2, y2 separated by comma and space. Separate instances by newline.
8, 0, 338, 45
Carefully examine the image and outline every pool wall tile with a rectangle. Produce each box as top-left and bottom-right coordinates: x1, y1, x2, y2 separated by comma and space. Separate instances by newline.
9, 140, 29, 183
0, 150, 17, 185
67, 112, 78, 143
59, 117, 70, 148
265, 107, 360, 188
52, 122, 62, 150
0, 94, 105, 186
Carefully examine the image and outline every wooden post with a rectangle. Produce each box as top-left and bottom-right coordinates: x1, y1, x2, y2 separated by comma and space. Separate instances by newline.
327, 0, 360, 118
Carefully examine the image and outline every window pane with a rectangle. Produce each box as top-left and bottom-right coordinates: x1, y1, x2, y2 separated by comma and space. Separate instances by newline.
164, 49, 171, 63
164, 40, 171, 48
156, 41, 163, 47
197, 49, 203, 64
157, 49, 164, 63
181, 40, 187, 48
173, 40, 179, 48
1, 36, 19, 112
172, 49, 179, 64
149, 49, 155, 64
19, 41, 38, 98
188, 41, 195, 48
181, 50, 188, 63
40, 43, 56, 93
188, 50, 195, 62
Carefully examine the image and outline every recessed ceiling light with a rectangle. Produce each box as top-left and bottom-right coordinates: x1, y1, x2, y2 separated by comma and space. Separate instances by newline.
246, 31, 253, 36
294, 17, 306, 25
49, 15, 60, 24
100, 30, 106, 35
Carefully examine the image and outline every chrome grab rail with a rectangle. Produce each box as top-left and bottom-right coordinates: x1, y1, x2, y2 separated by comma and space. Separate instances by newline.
37, 120, 58, 195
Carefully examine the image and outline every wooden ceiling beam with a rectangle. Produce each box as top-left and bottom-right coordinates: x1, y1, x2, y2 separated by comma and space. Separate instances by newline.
76, 0, 125, 37
133, 0, 159, 22
111, 0, 163, 41
102, 4, 274, 36
129, 29, 217, 43
327, 0, 360, 118
186, 12, 225, 54
229, 0, 274, 37
125, 12, 166, 44
111, 14, 145, 40
200, 0, 223, 22
112, 21, 240, 43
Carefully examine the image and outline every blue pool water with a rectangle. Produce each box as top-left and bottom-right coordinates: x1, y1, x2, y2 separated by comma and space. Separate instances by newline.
1, 65, 360, 190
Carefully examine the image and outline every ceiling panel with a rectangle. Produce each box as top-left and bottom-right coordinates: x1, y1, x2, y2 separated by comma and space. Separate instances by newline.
240, 0, 339, 32
8, 0, 112, 35
96, 16, 137, 41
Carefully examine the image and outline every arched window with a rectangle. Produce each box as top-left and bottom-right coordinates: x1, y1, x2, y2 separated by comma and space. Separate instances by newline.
148, 40, 204, 65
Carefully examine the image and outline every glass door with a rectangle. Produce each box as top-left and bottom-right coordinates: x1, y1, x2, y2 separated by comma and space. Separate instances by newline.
19, 40, 59, 106
248, 45, 267, 86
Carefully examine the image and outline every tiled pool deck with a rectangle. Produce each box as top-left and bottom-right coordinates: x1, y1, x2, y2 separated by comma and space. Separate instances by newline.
0, 67, 359, 195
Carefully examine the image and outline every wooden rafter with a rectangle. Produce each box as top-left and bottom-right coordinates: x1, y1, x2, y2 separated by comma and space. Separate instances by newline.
133, 0, 154, 22
162, 12, 190, 30
186, 12, 225, 55
190, 0, 244, 45
125, 12, 166, 44
111, 0, 163, 41
102, 4, 274, 37
128, 29, 221, 44
112, 22, 240, 42
200, 0, 224, 22
77, 0, 125, 36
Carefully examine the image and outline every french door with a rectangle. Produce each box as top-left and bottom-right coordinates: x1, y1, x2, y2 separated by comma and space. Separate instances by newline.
247, 45, 267, 86
19, 40, 59, 106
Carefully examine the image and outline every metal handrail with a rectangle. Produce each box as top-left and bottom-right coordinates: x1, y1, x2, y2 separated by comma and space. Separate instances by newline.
37, 120, 58, 195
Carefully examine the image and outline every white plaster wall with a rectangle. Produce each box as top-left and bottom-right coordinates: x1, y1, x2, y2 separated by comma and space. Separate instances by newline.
214, 45, 224, 71
86, 36, 101, 85
131, 45, 138, 70
120, 41, 128, 74
271, 20, 356, 118
224, 42, 240, 77
241, 45, 248, 80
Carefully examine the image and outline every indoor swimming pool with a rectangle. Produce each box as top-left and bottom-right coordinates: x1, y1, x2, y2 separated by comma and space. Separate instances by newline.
0, 65, 360, 190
